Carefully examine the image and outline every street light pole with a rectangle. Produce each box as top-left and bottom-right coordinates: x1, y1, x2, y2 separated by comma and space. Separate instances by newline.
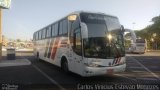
132, 22, 135, 30
0, 9, 2, 60
0, 0, 12, 60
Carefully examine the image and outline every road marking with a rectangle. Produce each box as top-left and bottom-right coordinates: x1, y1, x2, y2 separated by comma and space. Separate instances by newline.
128, 55, 160, 80
128, 66, 144, 69
32, 65, 66, 90
19, 54, 65, 90
137, 77, 158, 81
146, 58, 152, 60
115, 74, 137, 81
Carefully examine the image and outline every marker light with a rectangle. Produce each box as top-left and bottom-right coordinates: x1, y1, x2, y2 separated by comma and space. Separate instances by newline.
68, 15, 77, 21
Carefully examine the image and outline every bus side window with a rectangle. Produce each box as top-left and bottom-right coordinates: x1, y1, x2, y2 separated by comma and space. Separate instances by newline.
51, 24, 55, 37
73, 28, 82, 56
52, 23, 58, 37
38, 30, 42, 40
70, 16, 81, 53
46, 26, 51, 38
59, 20, 63, 35
36, 32, 39, 40
42, 28, 46, 39
33, 33, 35, 41
69, 16, 80, 42
59, 19, 68, 36
62, 19, 68, 35
72, 16, 80, 30
55, 23, 58, 36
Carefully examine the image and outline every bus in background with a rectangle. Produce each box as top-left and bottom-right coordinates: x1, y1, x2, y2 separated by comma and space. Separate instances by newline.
124, 29, 146, 54
132, 38, 147, 54
33, 11, 126, 77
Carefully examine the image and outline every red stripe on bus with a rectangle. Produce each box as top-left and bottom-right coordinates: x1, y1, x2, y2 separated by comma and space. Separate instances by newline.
60, 39, 68, 44
115, 58, 118, 64
44, 40, 50, 57
116, 57, 121, 64
47, 39, 54, 58
51, 38, 60, 60
118, 57, 121, 64
59, 45, 67, 47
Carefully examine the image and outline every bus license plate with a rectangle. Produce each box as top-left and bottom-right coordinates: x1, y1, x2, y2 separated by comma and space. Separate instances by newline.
107, 69, 113, 75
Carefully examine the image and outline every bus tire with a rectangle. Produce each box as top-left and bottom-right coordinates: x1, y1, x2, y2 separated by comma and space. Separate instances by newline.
61, 58, 69, 73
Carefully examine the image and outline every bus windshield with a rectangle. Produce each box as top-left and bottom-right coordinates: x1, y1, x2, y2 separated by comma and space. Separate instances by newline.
80, 13, 125, 59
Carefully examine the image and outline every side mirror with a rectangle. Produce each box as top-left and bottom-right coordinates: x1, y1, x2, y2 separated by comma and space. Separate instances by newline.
121, 25, 125, 34
81, 22, 88, 39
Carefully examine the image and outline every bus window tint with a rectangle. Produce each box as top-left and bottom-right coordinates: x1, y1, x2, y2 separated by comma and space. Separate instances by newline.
33, 33, 36, 40
42, 29, 46, 39
55, 23, 58, 36
51, 24, 55, 37
62, 19, 68, 35
73, 28, 82, 55
46, 26, 51, 38
72, 16, 80, 30
70, 16, 80, 38
38, 30, 42, 40
59, 21, 63, 35
36, 32, 39, 40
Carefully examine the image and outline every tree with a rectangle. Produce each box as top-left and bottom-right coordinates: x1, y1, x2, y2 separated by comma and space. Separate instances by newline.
136, 15, 160, 49
16, 39, 21, 42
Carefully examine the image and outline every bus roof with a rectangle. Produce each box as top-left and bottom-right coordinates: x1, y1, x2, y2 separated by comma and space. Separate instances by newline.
34, 11, 118, 34
69, 11, 118, 18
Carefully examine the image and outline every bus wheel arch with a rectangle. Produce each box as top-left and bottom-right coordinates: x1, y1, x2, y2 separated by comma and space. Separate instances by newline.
61, 56, 69, 73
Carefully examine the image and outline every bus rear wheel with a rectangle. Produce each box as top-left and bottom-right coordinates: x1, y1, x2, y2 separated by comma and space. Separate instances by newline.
61, 60, 69, 73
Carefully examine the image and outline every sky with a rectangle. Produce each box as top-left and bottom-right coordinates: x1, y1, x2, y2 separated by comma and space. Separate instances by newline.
2, 0, 160, 40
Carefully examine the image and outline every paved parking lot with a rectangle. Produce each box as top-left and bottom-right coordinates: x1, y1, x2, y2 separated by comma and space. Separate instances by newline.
0, 51, 160, 90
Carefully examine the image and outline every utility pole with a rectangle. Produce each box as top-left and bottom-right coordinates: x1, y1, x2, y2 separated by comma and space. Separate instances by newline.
132, 22, 135, 30
0, 0, 12, 60
0, 9, 2, 59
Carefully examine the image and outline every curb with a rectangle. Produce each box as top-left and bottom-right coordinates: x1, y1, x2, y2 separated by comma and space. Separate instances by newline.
0, 59, 31, 67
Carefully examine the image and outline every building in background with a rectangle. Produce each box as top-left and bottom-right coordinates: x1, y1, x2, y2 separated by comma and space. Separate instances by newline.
2, 35, 33, 49
2, 35, 8, 47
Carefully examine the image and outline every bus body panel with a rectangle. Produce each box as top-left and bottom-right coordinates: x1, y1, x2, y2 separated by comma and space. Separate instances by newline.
34, 36, 126, 77
79, 57, 126, 76
68, 51, 84, 75
34, 37, 69, 66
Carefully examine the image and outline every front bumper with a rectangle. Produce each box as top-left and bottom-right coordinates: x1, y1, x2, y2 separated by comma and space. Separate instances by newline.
82, 63, 126, 77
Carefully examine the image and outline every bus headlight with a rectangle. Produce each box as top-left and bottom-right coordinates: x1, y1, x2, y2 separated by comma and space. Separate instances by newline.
107, 34, 112, 40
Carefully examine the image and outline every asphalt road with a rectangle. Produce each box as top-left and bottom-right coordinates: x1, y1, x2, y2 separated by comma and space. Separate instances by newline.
0, 51, 160, 90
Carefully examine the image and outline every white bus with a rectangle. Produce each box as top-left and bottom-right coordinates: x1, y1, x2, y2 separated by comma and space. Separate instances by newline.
33, 11, 126, 77
132, 39, 146, 54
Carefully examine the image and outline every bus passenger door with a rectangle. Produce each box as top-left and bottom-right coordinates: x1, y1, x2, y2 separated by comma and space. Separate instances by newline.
70, 28, 83, 73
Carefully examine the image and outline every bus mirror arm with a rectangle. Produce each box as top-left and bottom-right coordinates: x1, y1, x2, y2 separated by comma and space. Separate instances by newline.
121, 25, 125, 34
81, 22, 88, 39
